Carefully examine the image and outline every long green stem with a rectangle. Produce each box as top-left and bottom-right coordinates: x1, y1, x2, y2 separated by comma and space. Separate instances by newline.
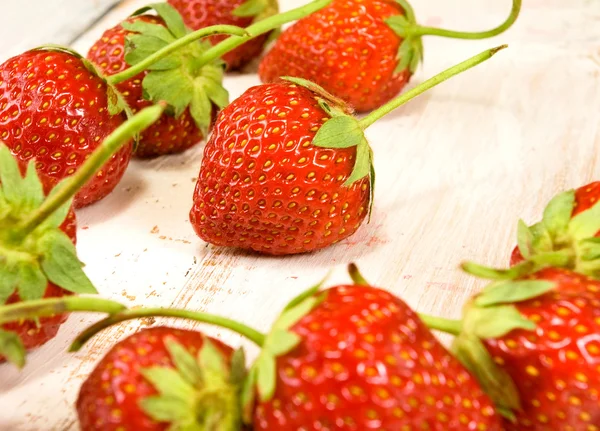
418, 313, 462, 336
0, 297, 127, 325
108, 25, 248, 85
17, 104, 165, 237
196, 0, 331, 67
415, 0, 521, 39
70, 308, 266, 352
359, 45, 507, 129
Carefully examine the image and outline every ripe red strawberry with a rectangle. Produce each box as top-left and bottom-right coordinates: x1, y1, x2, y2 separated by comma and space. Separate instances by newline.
86, 2, 327, 158
77, 326, 244, 430
191, 47, 504, 254
244, 266, 502, 429
510, 181, 600, 268
0, 105, 163, 367
168, 0, 279, 71
447, 266, 600, 430
0, 49, 130, 207
259, 0, 520, 112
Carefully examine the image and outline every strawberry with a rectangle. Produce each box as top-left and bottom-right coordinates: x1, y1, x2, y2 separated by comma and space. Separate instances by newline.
0, 105, 163, 367
167, 0, 279, 71
242, 265, 502, 430
190, 47, 504, 254
76, 326, 245, 430
259, 0, 520, 112
510, 181, 600, 269
440, 265, 600, 430
86, 1, 329, 158
0, 48, 131, 207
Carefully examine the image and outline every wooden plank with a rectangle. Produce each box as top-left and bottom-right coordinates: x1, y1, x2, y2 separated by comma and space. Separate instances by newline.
1, 0, 600, 429
0, 0, 121, 61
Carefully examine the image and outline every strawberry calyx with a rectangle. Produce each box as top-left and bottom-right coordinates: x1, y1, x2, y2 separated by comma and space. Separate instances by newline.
109, 3, 248, 136
386, 0, 520, 74
241, 274, 329, 423
233, 0, 279, 22
139, 336, 246, 430
466, 189, 600, 280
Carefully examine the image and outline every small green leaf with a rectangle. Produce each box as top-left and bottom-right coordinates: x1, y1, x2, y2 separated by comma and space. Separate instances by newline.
0, 264, 18, 304
21, 162, 45, 208
233, 0, 266, 17
467, 305, 536, 339
568, 200, 600, 241
148, 2, 188, 39
39, 230, 96, 294
385, 15, 411, 37
0, 144, 24, 206
274, 297, 319, 331
241, 366, 257, 423
198, 337, 228, 380
256, 353, 276, 402
394, 0, 418, 23
475, 280, 555, 307
190, 83, 213, 137
368, 151, 376, 220
580, 237, 600, 261
144, 69, 194, 118
394, 38, 414, 73
122, 21, 175, 45
125, 35, 177, 70
283, 274, 329, 312
343, 140, 371, 186
203, 77, 230, 110
312, 116, 364, 149
541, 190, 575, 237
461, 261, 532, 280
452, 333, 521, 412
165, 338, 203, 386
38, 180, 72, 230
141, 366, 196, 400
0, 329, 26, 368
265, 329, 301, 356
529, 250, 572, 267
516, 219, 533, 260
17, 261, 47, 301
529, 222, 553, 254
139, 395, 193, 423
229, 348, 247, 386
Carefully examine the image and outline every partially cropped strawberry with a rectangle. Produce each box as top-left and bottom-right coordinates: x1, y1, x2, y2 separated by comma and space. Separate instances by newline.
259, 0, 520, 112
446, 265, 600, 430
510, 181, 600, 269
77, 326, 244, 431
0, 105, 163, 367
191, 47, 503, 254
168, 0, 279, 71
243, 265, 502, 430
0, 48, 130, 207
86, 2, 328, 158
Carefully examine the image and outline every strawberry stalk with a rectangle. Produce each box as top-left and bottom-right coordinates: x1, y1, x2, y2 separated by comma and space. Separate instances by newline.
107, 25, 248, 85
16, 103, 166, 238
195, 0, 332, 67
359, 45, 507, 129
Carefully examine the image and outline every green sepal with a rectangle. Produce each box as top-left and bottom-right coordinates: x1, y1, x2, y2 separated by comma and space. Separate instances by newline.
281, 76, 350, 112
123, 3, 231, 135
233, 0, 267, 17
343, 139, 372, 186
516, 219, 533, 259
386, 0, 424, 73
16, 261, 47, 301
0, 265, 18, 304
464, 304, 536, 339
474, 280, 555, 307
312, 116, 364, 150
243, 283, 329, 421
580, 237, 600, 261
461, 260, 532, 281
39, 230, 97, 294
140, 336, 243, 430
0, 329, 26, 368
541, 190, 575, 238
568, 199, 600, 241
452, 332, 521, 417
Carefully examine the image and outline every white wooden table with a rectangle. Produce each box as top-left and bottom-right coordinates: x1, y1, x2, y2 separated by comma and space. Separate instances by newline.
1, 0, 599, 429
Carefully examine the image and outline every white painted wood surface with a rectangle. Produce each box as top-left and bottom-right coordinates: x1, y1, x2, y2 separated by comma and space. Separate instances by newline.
1, 0, 599, 429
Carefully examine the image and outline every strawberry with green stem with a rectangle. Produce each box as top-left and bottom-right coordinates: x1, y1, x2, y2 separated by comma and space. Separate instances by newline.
0, 104, 164, 366
55, 264, 500, 430
259, 0, 520, 113
167, 0, 280, 71
88, 0, 330, 158
190, 45, 506, 255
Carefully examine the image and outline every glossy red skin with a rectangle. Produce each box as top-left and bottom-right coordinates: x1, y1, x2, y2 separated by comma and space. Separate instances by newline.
0, 50, 131, 207
254, 284, 501, 430
510, 182, 600, 265
87, 16, 205, 158
259, 0, 411, 113
77, 327, 234, 431
167, 0, 271, 71
1, 208, 77, 358
483, 268, 600, 429
190, 81, 370, 255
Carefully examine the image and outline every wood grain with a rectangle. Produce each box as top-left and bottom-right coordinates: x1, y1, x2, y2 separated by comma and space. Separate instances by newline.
1, 0, 599, 429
